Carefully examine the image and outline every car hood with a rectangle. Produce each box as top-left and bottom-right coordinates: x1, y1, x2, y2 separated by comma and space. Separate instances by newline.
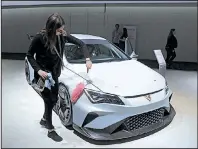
65, 60, 166, 97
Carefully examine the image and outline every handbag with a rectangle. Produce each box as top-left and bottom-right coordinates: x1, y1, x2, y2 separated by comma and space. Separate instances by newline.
32, 77, 46, 92
32, 69, 51, 92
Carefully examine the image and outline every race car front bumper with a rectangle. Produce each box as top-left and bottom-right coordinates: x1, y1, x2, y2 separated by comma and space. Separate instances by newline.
73, 104, 176, 141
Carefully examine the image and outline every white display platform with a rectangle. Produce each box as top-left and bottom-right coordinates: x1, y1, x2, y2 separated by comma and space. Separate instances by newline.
154, 49, 166, 78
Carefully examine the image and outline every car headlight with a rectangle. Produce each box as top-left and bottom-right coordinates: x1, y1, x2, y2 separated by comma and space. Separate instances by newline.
84, 89, 125, 105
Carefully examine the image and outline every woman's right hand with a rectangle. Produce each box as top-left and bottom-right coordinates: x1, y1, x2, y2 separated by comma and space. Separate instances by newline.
86, 59, 92, 73
38, 70, 48, 80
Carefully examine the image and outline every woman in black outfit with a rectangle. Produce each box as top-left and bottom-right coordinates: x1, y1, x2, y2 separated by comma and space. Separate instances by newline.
26, 13, 92, 142
119, 28, 128, 52
165, 28, 178, 68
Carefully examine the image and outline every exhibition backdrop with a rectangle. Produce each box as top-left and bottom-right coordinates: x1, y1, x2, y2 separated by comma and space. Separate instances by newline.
2, 3, 197, 62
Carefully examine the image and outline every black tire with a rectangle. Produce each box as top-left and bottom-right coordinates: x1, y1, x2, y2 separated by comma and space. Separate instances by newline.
55, 83, 73, 127
25, 60, 31, 85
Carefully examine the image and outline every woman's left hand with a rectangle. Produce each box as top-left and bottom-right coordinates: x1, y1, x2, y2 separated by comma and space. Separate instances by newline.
61, 30, 67, 36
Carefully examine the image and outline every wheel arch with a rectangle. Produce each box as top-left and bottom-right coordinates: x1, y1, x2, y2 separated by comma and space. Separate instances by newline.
25, 57, 35, 84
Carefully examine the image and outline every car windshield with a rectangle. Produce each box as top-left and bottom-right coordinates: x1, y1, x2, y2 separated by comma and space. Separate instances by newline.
64, 39, 130, 63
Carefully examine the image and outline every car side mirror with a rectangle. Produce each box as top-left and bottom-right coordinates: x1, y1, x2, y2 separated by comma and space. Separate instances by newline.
130, 51, 138, 60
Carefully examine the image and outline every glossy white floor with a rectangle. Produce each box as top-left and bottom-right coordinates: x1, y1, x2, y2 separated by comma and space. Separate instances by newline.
2, 60, 197, 148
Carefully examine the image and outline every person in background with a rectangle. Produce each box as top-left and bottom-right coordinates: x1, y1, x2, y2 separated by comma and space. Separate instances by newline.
165, 28, 178, 68
119, 28, 128, 52
112, 24, 121, 47
26, 13, 92, 142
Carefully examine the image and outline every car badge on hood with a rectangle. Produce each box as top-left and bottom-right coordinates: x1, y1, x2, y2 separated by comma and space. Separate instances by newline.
145, 94, 151, 101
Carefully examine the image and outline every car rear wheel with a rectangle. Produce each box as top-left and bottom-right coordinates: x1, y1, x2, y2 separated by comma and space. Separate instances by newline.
25, 60, 31, 85
54, 83, 73, 127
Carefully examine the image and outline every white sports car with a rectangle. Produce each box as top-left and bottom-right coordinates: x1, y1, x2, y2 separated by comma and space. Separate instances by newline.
25, 34, 175, 141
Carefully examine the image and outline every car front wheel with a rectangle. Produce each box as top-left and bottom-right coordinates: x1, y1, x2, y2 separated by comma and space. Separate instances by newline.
55, 83, 73, 127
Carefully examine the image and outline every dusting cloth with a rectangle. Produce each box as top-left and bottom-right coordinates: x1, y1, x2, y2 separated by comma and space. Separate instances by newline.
45, 73, 55, 90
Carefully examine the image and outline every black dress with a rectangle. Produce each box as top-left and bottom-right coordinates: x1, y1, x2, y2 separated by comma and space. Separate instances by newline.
119, 36, 127, 52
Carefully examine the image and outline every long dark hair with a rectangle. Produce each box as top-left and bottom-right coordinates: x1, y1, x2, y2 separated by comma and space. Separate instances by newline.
121, 28, 128, 39
40, 13, 65, 51
168, 28, 175, 38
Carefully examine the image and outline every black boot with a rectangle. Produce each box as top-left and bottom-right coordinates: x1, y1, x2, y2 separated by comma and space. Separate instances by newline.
40, 119, 48, 128
40, 118, 55, 130
48, 130, 63, 142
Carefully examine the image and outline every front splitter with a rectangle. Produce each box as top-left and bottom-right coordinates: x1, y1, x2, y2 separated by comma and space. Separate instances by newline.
73, 104, 176, 141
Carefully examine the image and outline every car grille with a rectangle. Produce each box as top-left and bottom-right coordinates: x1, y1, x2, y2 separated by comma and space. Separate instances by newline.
123, 108, 165, 131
